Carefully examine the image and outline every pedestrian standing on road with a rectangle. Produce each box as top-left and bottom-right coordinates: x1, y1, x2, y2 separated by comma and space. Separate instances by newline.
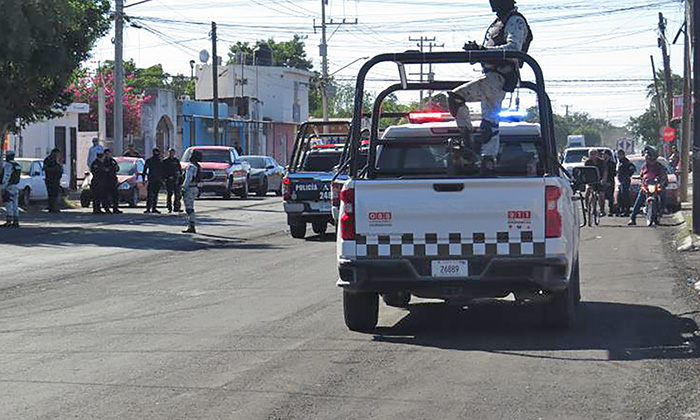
43, 148, 64, 213
446, 0, 533, 171
87, 138, 104, 169
234, 141, 243, 156
123, 144, 141, 158
669, 145, 680, 174
602, 150, 617, 216
182, 150, 203, 234
1, 151, 22, 228
103, 149, 123, 214
616, 149, 636, 217
143, 148, 164, 214
584, 149, 606, 216
163, 148, 183, 213
90, 152, 109, 214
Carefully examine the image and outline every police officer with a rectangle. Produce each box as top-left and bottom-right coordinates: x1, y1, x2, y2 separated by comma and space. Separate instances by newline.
1, 151, 22, 228
103, 149, 123, 214
43, 148, 64, 213
143, 148, 164, 214
90, 152, 109, 214
163, 148, 183, 213
182, 150, 202, 233
447, 0, 532, 170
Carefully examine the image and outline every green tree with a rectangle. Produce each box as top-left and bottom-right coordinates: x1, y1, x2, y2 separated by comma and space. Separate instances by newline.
526, 107, 612, 150
227, 35, 313, 71
626, 70, 683, 146
0, 0, 111, 138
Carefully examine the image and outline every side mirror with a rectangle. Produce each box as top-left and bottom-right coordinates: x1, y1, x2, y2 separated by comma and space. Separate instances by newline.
572, 166, 600, 189
32, 171, 41, 177
266, 165, 275, 170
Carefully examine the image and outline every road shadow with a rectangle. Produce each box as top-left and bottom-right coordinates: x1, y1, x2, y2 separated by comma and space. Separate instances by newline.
305, 232, 337, 243
0, 225, 281, 253
372, 301, 700, 362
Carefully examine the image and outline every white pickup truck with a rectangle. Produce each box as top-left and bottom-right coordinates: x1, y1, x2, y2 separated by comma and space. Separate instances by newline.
335, 51, 598, 332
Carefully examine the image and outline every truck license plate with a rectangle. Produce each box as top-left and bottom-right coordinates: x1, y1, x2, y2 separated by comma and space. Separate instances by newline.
431, 260, 468, 277
310, 201, 331, 212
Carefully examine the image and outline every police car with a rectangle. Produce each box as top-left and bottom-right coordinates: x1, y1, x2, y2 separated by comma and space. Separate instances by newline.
336, 111, 587, 331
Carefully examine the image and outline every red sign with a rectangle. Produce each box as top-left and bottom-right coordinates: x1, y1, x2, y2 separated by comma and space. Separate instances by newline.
663, 127, 676, 142
673, 95, 684, 121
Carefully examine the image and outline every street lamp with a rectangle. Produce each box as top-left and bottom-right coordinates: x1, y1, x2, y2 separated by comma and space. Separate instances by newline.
189, 60, 196, 80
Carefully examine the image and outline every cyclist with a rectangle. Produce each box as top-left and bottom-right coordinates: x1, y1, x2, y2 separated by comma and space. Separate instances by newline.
584, 149, 606, 216
628, 147, 667, 226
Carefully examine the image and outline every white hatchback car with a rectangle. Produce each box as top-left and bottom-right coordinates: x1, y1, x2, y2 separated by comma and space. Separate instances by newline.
14, 158, 70, 206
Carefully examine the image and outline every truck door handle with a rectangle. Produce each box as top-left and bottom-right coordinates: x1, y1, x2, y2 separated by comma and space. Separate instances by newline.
433, 183, 464, 192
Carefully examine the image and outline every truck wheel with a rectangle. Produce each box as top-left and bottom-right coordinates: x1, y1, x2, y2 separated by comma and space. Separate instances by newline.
312, 221, 328, 235
383, 292, 411, 308
543, 284, 576, 329
343, 290, 379, 332
290, 222, 306, 239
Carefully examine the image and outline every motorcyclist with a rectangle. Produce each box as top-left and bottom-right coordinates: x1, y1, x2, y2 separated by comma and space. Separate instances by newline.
182, 150, 203, 234
628, 147, 668, 226
446, 0, 533, 171
163, 148, 183, 213
1, 151, 22, 228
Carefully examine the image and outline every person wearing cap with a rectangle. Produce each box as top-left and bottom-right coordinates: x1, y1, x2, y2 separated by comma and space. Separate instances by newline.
1, 151, 22, 227
163, 148, 183, 213
43, 148, 64, 213
103, 149, 123, 214
628, 147, 668, 226
182, 150, 203, 233
446, 0, 533, 171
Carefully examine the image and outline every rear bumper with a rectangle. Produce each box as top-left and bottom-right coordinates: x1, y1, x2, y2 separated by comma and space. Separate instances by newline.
337, 257, 569, 298
285, 201, 333, 224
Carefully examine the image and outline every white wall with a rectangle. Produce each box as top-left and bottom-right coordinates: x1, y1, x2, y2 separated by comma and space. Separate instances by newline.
196, 65, 312, 124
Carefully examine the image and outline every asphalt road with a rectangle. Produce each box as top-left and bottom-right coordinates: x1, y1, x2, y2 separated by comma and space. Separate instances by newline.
0, 197, 699, 419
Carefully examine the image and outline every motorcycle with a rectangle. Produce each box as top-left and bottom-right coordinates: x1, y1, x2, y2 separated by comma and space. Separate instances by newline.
643, 178, 664, 227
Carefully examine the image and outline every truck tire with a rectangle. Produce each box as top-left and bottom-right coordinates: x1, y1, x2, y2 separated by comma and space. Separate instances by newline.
383, 292, 411, 308
343, 290, 379, 332
312, 221, 328, 235
543, 283, 576, 329
290, 222, 306, 239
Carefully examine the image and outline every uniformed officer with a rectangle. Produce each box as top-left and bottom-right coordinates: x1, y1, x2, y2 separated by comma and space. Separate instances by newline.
447, 0, 533, 170
1, 151, 22, 228
143, 148, 164, 214
103, 149, 123, 214
182, 150, 202, 234
90, 152, 109, 214
163, 148, 183, 213
43, 148, 64, 213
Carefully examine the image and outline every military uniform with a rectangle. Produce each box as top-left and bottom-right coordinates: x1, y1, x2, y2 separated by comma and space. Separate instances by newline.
182, 160, 202, 233
104, 157, 122, 213
90, 159, 110, 213
450, 8, 532, 159
43, 153, 63, 212
1, 155, 22, 227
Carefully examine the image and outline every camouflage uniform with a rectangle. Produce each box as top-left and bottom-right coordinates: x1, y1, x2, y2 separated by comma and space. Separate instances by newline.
451, 8, 530, 158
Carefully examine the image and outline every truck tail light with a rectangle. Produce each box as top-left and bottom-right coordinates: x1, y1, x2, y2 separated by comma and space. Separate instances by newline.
282, 176, 292, 200
331, 180, 343, 208
545, 186, 562, 239
339, 185, 355, 240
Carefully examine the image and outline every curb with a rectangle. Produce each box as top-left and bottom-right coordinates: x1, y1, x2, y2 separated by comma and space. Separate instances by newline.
673, 210, 700, 252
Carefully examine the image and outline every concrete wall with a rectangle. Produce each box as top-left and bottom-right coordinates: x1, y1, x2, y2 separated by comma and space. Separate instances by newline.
141, 89, 179, 155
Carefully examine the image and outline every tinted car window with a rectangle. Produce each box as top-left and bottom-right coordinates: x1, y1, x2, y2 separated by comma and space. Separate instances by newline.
241, 157, 266, 169
301, 151, 342, 172
183, 149, 231, 163
564, 150, 588, 163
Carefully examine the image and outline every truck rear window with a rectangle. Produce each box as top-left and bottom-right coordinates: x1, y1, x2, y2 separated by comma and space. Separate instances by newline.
301, 152, 342, 172
375, 136, 544, 177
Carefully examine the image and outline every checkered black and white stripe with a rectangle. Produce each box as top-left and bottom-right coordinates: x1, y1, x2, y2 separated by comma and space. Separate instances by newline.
354, 231, 545, 259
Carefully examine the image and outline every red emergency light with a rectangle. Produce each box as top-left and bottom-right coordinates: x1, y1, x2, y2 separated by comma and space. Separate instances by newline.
407, 111, 454, 124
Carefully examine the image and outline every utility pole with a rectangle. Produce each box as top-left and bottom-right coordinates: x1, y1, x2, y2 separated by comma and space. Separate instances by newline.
658, 12, 674, 126
650, 56, 666, 128
564, 105, 571, 117
314, 1, 357, 121
680, 1, 692, 203
693, 0, 700, 234
426, 40, 444, 103
114, 0, 124, 155
211, 21, 220, 146
409, 36, 435, 109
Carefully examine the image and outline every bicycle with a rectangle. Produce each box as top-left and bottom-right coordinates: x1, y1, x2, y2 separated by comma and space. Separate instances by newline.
584, 184, 601, 227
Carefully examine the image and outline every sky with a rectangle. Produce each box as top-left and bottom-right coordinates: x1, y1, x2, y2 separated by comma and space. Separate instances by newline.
88, 0, 688, 126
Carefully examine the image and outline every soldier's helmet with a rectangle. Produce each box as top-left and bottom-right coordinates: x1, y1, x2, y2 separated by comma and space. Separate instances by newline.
5, 150, 15, 160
